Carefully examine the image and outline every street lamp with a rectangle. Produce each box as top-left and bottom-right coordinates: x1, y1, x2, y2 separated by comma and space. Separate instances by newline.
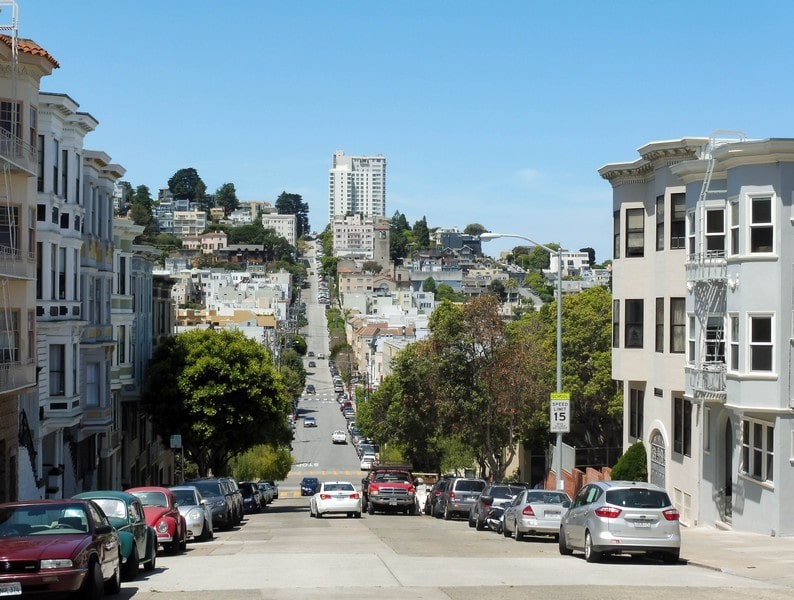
480, 232, 565, 491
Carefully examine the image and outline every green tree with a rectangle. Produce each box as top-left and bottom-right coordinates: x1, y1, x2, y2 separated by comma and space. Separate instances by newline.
422, 277, 436, 293
435, 283, 463, 302
275, 192, 310, 239
611, 441, 647, 481
230, 444, 293, 482
389, 211, 411, 261
412, 216, 431, 248
579, 247, 596, 266
361, 261, 383, 275
464, 223, 487, 236
215, 182, 239, 216
168, 168, 205, 203
117, 181, 133, 215
486, 279, 505, 300
142, 329, 293, 476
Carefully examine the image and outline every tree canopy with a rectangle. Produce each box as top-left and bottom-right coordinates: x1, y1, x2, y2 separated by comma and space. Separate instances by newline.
168, 168, 206, 204
464, 223, 487, 236
275, 192, 310, 239
142, 329, 293, 476
215, 182, 239, 216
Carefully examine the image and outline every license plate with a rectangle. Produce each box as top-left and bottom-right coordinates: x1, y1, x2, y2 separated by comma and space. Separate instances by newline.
634, 521, 651, 528
544, 510, 560, 517
0, 582, 21, 597
464, 497, 474, 502
389, 499, 397, 506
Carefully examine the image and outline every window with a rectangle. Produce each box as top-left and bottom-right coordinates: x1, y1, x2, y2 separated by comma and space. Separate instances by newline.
29, 106, 36, 149
705, 316, 725, 363
629, 388, 644, 439
741, 418, 774, 483
625, 208, 644, 257
52, 139, 59, 196
37, 134, 44, 192
624, 299, 643, 348
74, 153, 80, 204
655, 298, 664, 352
49, 344, 65, 396
655, 195, 665, 251
670, 298, 686, 354
673, 397, 692, 456
27, 311, 33, 360
750, 197, 773, 253
729, 314, 739, 371
670, 193, 686, 249
749, 315, 772, 372
118, 256, 126, 294
61, 148, 68, 201
0, 311, 19, 363
613, 211, 620, 259
705, 208, 725, 255
0, 206, 18, 251
688, 315, 696, 362
729, 202, 739, 255
36, 241, 42, 299
118, 325, 126, 364
612, 300, 620, 348
687, 211, 696, 256
0, 100, 21, 138
58, 247, 66, 300
85, 362, 99, 407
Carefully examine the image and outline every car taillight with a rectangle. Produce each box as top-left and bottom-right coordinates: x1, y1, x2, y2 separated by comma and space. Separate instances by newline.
449, 491, 456, 500
433, 490, 441, 496
594, 506, 622, 519
320, 494, 332, 500
521, 505, 536, 517
350, 493, 361, 499
662, 508, 680, 521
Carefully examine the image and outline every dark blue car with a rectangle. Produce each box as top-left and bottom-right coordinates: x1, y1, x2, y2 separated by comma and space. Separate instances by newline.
300, 477, 320, 496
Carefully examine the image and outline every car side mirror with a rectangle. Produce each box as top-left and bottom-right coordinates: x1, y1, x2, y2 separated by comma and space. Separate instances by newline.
95, 524, 113, 535
562, 500, 571, 508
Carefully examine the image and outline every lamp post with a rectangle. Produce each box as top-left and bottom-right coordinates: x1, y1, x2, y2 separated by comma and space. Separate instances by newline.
480, 232, 565, 491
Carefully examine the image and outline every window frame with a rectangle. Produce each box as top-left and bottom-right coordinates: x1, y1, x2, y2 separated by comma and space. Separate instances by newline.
748, 314, 773, 373
741, 417, 774, 483
655, 297, 664, 353
655, 194, 665, 251
705, 207, 725, 256
629, 388, 644, 440
625, 207, 645, 258
729, 313, 739, 371
49, 344, 65, 397
624, 299, 644, 348
612, 299, 620, 348
670, 193, 686, 249
749, 196, 773, 254
673, 396, 692, 457
670, 298, 685, 354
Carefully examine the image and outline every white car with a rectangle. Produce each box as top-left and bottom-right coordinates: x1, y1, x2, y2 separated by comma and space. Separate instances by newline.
310, 481, 362, 518
360, 453, 377, 470
331, 430, 347, 444
169, 485, 213, 542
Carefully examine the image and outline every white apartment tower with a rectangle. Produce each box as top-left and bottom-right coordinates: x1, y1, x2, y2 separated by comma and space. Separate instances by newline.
328, 150, 386, 221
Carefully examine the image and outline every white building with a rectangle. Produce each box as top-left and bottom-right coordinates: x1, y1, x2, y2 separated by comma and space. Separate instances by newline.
328, 150, 386, 221
261, 213, 297, 246
548, 250, 592, 277
603, 135, 794, 536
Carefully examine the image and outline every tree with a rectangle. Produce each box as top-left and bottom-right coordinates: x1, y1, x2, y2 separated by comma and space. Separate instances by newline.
389, 211, 411, 261
464, 223, 487, 236
435, 283, 463, 302
230, 444, 293, 482
422, 277, 436, 293
116, 181, 133, 215
142, 329, 293, 476
486, 279, 505, 300
168, 168, 205, 203
275, 192, 310, 239
215, 183, 239, 216
611, 441, 647, 481
579, 247, 596, 266
412, 216, 431, 248
361, 261, 383, 275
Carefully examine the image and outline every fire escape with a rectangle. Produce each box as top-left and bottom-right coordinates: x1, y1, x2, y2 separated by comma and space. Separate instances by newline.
684, 131, 746, 402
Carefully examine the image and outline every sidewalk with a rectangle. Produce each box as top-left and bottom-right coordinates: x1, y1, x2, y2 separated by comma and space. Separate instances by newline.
681, 525, 794, 587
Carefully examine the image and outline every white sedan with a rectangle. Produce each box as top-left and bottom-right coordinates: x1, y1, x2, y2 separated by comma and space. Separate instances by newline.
310, 481, 362, 518
331, 430, 347, 444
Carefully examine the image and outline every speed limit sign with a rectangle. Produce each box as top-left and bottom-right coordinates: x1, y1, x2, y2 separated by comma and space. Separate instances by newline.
550, 392, 570, 433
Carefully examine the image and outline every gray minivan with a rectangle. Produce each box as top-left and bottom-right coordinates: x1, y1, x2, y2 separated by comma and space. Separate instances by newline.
435, 477, 487, 520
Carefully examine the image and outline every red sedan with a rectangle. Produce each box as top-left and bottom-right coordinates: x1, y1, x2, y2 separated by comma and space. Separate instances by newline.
0, 499, 121, 597
126, 487, 187, 553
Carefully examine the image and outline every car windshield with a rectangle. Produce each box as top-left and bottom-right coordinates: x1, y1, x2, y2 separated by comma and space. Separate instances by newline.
374, 472, 410, 483
92, 498, 127, 519
525, 491, 568, 504
606, 488, 670, 509
171, 489, 199, 506
0, 504, 89, 536
323, 483, 354, 492
190, 481, 223, 497
131, 491, 168, 507
456, 480, 486, 492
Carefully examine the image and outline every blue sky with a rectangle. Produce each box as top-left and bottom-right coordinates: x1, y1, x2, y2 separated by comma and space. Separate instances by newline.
16, 1, 794, 263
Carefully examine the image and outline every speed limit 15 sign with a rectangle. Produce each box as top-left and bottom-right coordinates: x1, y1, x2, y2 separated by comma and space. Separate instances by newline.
550, 392, 570, 433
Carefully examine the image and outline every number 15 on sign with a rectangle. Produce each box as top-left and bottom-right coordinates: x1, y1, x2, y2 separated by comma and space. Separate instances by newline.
550, 392, 570, 433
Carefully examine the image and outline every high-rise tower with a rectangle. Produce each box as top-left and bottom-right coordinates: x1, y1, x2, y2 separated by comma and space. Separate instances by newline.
328, 150, 386, 222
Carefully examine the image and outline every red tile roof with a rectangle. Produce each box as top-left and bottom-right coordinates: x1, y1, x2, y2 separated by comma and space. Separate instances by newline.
0, 35, 59, 68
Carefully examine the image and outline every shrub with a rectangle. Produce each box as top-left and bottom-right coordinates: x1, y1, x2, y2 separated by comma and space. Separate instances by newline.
610, 441, 648, 482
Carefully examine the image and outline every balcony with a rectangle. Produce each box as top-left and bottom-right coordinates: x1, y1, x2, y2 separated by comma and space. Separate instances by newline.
0, 129, 37, 175
685, 252, 727, 286
686, 362, 727, 401
42, 394, 82, 424
0, 246, 36, 280
0, 359, 36, 394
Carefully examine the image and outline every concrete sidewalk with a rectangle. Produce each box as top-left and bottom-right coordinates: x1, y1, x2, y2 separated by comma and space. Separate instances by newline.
681, 525, 794, 588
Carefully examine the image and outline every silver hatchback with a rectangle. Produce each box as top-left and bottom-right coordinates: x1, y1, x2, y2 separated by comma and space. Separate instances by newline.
559, 480, 681, 563
503, 489, 571, 540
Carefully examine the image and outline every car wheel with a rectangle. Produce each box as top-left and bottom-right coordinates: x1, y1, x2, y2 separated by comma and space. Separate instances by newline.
443, 505, 451, 520
82, 560, 104, 600
122, 545, 139, 580
143, 546, 156, 572
468, 512, 476, 528
514, 526, 524, 542
355, 512, 362, 518
475, 516, 485, 531
503, 522, 511, 538
180, 530, 187, 551
558, 527, 573, 555
584, 530, 601, 563
367, 502, 375, 515
662, 550, 680, 564
199, 522, 211, 542
408, 504, 416, 516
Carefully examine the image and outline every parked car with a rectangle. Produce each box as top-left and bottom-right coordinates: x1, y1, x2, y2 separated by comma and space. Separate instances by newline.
74, 490, 158, 579
237, 481, 264, 513
304, 416, 317, 427
258, 481, 276, 504
308, 361, 316, 368
0, 499, 121, 597
309, 481, 362, 518
502, 489, 571, 540
260, 480, 279, 500
126, 486, 188, 553
435, 477, 487, 520
558, 480, 681, 563
332, 429, 347, 444
169, 485, 213, 542
184, 478, 233, 530
360, 453, 377, 470
306, 384, 316, 394
219, 478, 244, 524
301, 477, 321, 496
424, 477, 452, 516
469, 483, 526, 530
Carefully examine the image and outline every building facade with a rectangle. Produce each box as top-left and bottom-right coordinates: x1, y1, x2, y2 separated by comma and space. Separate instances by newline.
604, 136, 794, 536
328, 150, 386, 221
